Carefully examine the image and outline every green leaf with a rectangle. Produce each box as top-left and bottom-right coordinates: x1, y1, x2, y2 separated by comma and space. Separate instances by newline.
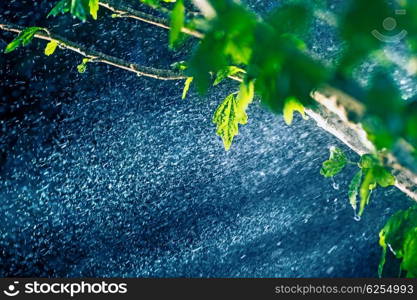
355, 153, 395, 216
48, 0, 99, 20
359, 154, 379, 169
358, 169, 376, 217
212, 82, 254, 151
48, 0, 92, 21
89, 0, 99, 20
282, 97, 306, 125
213, 94, 241, 151
139, 0, 162, 8
213, 66, 245, 86
320, 147, 347, 178
379, 206, 417, 277
182, 77, 193, 100
402, 228, 417, 277
44, 40, 58, 56
47, 0, 70, 18
4, 27, 43, 54
77, 58, 90, 73
169, 0, 185, 48
348, 170, 363, 211
378, 236, 388, 278
235, 81, 255, 113
373, 166, 396, 188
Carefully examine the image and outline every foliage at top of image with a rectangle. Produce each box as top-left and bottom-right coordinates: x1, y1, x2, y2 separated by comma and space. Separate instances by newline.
48, 0, 99, 20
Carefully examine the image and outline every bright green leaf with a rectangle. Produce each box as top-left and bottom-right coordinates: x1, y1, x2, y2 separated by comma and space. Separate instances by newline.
89, 0, 99, 19
44, 40, 59, 56
358, 169, 377, 217
402, 228, 417, 277
355, 153, 395, 216
235, 81, 255, 113
283, 97, 307, 125
213, 94, 241, 151
169, 0, 185, 48
4, 27, 43, 54
182, 77, 193, 99
70, 0, 90, 21
212, 82, 253, 151
320, 147, 347, 178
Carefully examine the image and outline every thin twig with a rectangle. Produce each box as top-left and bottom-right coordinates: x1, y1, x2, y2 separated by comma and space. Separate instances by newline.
0, 23, 186, 80
99, 0, 204, 39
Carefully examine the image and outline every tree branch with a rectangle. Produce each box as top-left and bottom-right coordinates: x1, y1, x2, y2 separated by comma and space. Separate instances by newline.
2, 5, 417, 201
99, 0, 204, 39
0, 22, 186, 80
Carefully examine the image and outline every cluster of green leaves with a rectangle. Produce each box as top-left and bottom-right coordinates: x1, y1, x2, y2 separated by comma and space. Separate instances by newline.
182, 1, 329, 149
48, 0, 99, 21
336, 0, 417, 152
179, 0, 417, 154
379, 206, 417, 278
3, 26, 62, 57
320, 148, 395, 217
362, 73, 417, 151
320, 147, 348, 178
187, 0, 257, 94
247, 5, 328, 113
